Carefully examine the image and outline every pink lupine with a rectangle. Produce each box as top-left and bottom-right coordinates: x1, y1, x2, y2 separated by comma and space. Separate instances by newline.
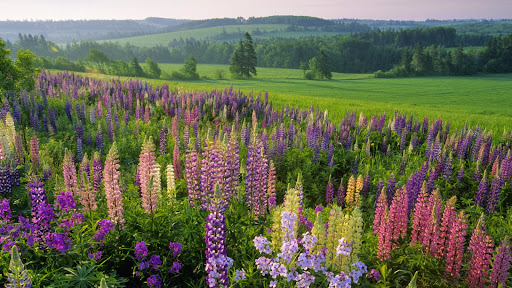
373, 187, 387, 235
437, 196, 457, 257
185, 148, 200, 207
377, 206, 392, 261
30, 133, 40, 170
444, 211, 467, 278
490, 236, 511, 288
388, 187, 408, 246
466, 214, 494, 288
267, 160, 277, 210
79, 154, 97, 212
410, 182, 428, 245
173, 143, 182, 179
103, 142, 124, 229
138, 137, 159, 214
62, 150, 79, 198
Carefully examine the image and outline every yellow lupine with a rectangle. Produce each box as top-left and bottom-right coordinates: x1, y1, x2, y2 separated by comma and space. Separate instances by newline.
326, 205, 343, 269
270, 206, 283, 252
354, 175, 363, 206
345, 176, 356, 207
311, 210, 326, 254
347, 207, 363, 265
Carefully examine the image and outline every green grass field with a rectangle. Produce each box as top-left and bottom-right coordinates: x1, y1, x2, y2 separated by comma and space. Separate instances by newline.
65, 64, 512, 133
102, 24, 289, 47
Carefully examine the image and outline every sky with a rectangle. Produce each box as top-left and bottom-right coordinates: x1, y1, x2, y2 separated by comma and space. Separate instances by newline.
0, 0, 510, 21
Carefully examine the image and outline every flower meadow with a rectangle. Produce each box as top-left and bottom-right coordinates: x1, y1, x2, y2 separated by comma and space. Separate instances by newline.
0, 69, 511, 287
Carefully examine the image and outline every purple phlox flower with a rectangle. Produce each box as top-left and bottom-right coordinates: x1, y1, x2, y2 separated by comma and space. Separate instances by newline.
46, 232, 71, 253
146, 274, 162, 288
301, 232, 317, 250
135, 241, 148, 261
296, 271, 315, 288
349, 261, 367, 283
149, 254, 162, 271
368, 269, 380, 282
169, 260, 181, 274
314, 205, 323, 214
0, 198, 11, 223
254, 235, 272, 254
270, 280, 277, 287
57, 192, 76, 212
168, 242, 182, 257
255, 256, 272, 276
88, 251, 102, 260
327, 272, 351, 288
234, 268, 246, 282
336, 237, 352, 257
278, 239, 299, 263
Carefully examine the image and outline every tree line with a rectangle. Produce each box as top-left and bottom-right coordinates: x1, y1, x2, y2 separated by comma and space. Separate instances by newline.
3, 27, 512, 77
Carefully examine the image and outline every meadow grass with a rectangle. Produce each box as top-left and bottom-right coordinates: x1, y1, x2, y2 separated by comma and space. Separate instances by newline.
60, 64, 512, 133
101, 24, 289, 47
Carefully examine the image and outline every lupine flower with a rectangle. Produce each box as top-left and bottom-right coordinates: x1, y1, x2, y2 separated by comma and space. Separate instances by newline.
326, 175, 334, 205
185, 148, 200, 207
169, 260, 181, 274
466, 214, 494, 288
267, 161, 277, 210
92, 152, 102, 192
444, 211, 467, 278
489, 236, 511, 288
30, 134, 40, 170
6, 246, 32, 288
146, 274, 162, 288
62, 150, 79, 198
373, 188, 387, 235
46, 232, 72, 253
173, 143, 182, 179
138, 138, 160, 214
205, 206, 232, 287
486, 175, 502, 214
103, 143, 124, 228
0, 198, 11, 223
166, 164, 176, 204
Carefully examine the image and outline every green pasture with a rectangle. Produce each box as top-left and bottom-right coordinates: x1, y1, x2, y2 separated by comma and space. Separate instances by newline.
63, 65, 512, 133
102, 24, 289, 47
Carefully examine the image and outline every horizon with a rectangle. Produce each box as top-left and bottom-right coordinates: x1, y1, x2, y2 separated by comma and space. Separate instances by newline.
0, 0, 511, 22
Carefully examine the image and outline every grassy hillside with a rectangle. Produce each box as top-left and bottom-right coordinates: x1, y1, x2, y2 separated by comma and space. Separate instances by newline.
60, 65, 512, 132
103, 24, 290, 47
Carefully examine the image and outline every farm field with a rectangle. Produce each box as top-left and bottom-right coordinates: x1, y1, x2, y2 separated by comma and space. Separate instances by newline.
81, 64, 512, 133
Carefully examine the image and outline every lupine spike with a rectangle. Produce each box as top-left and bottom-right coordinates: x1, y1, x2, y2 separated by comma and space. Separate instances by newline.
103, 142, 124, 229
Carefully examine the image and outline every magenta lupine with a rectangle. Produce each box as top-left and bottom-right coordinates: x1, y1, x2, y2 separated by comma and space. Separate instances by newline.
185, 148, 200, 207
173, 143, 182, 179
103, 143, 124, 229
267, 161, 277, 210
489, 236, 511, 288
377, 206, 392, 261
466, 215, 494, 288
388, 187, 409, 246
437, 196, 457, 258
30, 133, 40, 170
420, 190, 442, 256
138, 138, 160, 214
373, 188, 387, 235
444, 211, 467, 278
325, 175, 334, 205
62, 150, 79, 198
410, 183, 428, 246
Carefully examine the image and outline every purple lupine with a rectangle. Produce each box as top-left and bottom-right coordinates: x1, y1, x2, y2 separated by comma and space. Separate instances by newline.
386, 173, 396, 205
28, 181, 47, 216
474, 170, 488, 208
327, 142, 334, 167
457, 163, 464, 182
159, 126, 168, 155
77, 137, 83, 163
0, 198, 11, 223
245, 139, 268, 217
224, 133, 240, 201
336, 179, 346, 207
96, 124, 104, 153
489, 236, 511, 288
205, 195, 232, 288
486, 175, 502, 214
92, 152, 102, 193
443, 152, 453, 179
200, 140, 227, 210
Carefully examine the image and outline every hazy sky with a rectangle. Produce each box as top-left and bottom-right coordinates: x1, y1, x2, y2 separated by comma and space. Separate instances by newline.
0, 0, 510, 21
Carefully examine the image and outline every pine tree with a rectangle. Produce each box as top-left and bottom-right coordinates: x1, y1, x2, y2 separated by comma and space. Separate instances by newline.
229, 33, 257, 78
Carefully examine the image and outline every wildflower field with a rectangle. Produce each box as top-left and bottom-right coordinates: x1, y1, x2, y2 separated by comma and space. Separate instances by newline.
0, 70, 511, 287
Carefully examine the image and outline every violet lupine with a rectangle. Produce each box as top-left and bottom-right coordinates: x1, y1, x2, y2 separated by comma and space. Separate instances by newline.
245, 139, 269, 217
205, 190, 233, 288
444, 210, 467, 278
336, 179, 345, 208
30, 133, 40, 170
0, 162, 11, 194
486, 175, 502, 214
62, 150, 79, 198
103, 142, 125, 229
325, 175, 334, 205
386, 174, 396, 205
159, 126, 168, 155
489, 236, 511, 288
185, 148, 200, 207
28, 181, 47, 216
200, 139, 227, 210
267, 161, 277, 210
457, 163, 464, 182
474, 170, 488, 208
92, 152, 102, 193
138, 138, 160, 214
96, 124, 103, 154
224, 133, 240, 201
1, 198, 11, 223
76, 137, 83, 163
466, 215, 494, 288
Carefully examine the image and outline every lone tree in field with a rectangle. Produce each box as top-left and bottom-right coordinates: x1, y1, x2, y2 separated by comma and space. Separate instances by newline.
304, 50, 332, 80
229, 32, 257, 78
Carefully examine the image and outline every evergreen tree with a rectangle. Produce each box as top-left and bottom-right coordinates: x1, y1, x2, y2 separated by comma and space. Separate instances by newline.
229, 32, 257, 78
316, 50, 332, 79
130, 57, 144, 77
411, 42, 426, 75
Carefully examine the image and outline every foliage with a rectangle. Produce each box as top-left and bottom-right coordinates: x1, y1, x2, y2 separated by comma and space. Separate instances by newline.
144, 58, 162, 79
229, 32, 257, 78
